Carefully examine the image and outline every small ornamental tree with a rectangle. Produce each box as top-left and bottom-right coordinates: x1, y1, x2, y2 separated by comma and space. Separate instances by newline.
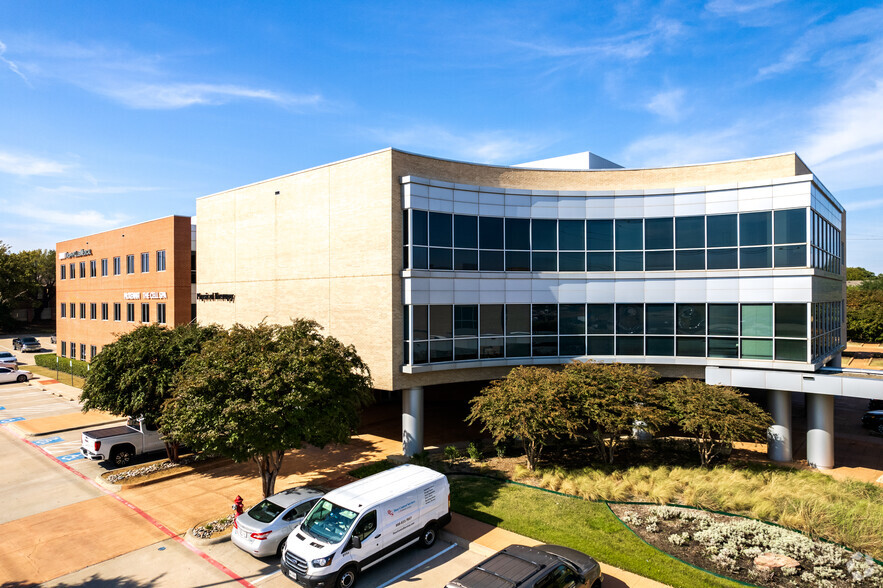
563, 360, 661, 464
80, 323, 221, 461
467, 366, 578, 470
661, 378, 772, 467
161, 320, 373, 497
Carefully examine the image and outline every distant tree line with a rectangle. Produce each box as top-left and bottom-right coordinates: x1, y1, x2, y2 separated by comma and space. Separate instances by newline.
846, 267, 883, 343
0, 241, 55, 328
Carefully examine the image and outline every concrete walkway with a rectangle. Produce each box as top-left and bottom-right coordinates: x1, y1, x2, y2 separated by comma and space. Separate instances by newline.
7, 376, 125, 436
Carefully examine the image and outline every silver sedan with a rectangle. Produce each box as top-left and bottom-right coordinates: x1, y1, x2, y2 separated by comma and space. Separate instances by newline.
0, 366, 32, 384
232, 486, 325, 557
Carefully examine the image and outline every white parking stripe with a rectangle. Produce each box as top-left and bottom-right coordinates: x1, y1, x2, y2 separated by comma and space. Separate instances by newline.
376, 544, 457, 588
252, 570, 281, 584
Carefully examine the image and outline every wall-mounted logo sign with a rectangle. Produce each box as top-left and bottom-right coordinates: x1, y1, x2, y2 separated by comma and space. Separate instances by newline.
197, 293, 235, 302
59, 249, 92, 260
124, 292, 167, 300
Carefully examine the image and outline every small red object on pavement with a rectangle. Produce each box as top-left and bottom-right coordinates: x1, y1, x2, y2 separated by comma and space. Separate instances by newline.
232, 495, 244, 517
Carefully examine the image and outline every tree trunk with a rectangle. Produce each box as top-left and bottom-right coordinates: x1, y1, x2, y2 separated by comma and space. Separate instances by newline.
255, 450, 287, 497
164, 441, 181, 463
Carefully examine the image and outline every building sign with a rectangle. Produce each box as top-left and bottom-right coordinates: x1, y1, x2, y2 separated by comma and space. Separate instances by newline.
197, 293, 235, 302
124, 292, 167, 300
60, 249, 92, 260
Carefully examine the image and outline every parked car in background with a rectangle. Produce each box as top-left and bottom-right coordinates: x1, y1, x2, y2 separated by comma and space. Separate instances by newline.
869, 399, 883, 412
13, 337, 41, 352
862, 410, 883, 434
80, 416, 165, 467
0, 367, 32, 384
232, 487, 325, 557
50, 335, 56, 344
445, 544, 602, 588
0, 351, 17, 365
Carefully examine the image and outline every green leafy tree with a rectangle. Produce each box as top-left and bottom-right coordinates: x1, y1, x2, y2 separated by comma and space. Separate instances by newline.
847, 288, 883, 343
563, 360, 661, 464
846, 267, 877, 281
661, 378, 772, 467
80, 323, 221, 460
161, 320, 373, 497
467, 366, 578, 471
0, 243, 55, 326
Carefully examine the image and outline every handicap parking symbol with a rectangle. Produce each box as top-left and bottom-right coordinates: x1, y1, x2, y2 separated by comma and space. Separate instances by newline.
34, 436, 64, 446
0, 417, 24, 424
57, 452, 85, 463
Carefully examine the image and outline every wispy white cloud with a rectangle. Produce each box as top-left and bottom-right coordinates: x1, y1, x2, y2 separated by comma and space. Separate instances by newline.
35, 184, 159, 195
0, 150, 72, 176
705, 0, 786, 17
93, 82, 321, 110
8, 205, 130, 231
620, 125, 750, 168
845, 196, 883, 212
645, 88, 686, 121
0, 40, 30, 85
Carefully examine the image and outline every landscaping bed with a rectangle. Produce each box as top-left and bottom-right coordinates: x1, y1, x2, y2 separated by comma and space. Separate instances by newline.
99, 453, 221, 486
611, 503, 883, 587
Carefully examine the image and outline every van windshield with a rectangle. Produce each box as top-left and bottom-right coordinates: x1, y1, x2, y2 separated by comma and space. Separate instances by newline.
301, 498, 358, 544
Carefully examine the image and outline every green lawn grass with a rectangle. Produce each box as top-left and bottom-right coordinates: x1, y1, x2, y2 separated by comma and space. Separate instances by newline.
26, 364, 85, 388
450, 475, 743, 588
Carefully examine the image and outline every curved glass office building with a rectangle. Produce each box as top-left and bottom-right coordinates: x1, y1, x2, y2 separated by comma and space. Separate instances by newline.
197, 148, 855, 467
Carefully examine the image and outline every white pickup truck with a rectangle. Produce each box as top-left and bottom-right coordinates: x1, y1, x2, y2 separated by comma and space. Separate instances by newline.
80, 416, 165, 467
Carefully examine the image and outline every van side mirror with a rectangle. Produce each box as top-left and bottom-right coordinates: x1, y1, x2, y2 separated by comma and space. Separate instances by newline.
350, 535, 362, 550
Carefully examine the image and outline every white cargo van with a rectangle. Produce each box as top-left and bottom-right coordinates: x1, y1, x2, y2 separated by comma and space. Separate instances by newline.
281, 464, 451, 588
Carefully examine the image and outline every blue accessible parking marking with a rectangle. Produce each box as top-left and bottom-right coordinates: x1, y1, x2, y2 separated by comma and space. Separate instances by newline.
57, 452, 85, 463
0, 417, 25, 424
34, 436, 64, 446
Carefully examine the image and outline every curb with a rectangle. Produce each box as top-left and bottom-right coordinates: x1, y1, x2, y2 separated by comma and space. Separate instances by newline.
96, 457, 231, 491
440, 529, 495, 557
10, 416, 128, 438
187, 526, 233, 546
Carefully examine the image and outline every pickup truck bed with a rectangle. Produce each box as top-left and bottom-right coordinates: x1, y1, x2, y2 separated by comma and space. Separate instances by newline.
86, 425, 137, 439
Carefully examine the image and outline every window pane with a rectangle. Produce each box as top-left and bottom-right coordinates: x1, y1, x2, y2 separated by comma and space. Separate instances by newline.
413, 305, 429, 340
454, 305, 478, 337
480, 304, 504, 336
532, 252, 557, 271
617, 304, 643, 334
479, 217, 504, 249
707, 215, 737, 247
428, 248, 452, 270
532, 304, 558, 336
646, 336, 674, 356
774, 244, 806, 267
505, 251, 530, 271
429, 212, 452, 247
506, 337, 531, 358
708, 304, 738, 336
479, 337, 504, 359
506, 304, 531, 335
646, 304, 674, 334
774, 208, 806, 244
412, 246, 428, 269
708, 338, 739, 358
775, 303, 806, 338
532, 220, 557, 250
413, 341, 428, 363
559, 220, 585, 250
412, 210, 428, 246
740, 212, 772, 246
532, 336, 558, 357
430, 340, 453, 362
615, 251, 643, 271
742, 304, 773, 337
587, 336, 614, 355
559, 252, 585, 271
775, 339, 807, 362
677, 304, 706, 335
559, 304, 586, 335
454, 249, 478, 270
675, 249, 705, 270
479, 250, 504, 271
560, 336, 585, 356
454, 338, 479, 361
676, 216, 705, 249
645, 218, 673, 250
587, 304, 614, 334
740, 246, 772, 268
676, 337, 706, 357
587, 252, 614, 271
505, 218, 530, 250
587, 220, 613, 250
645, 250, 673, 271
707, 248, 738, 269
742, 338, 773, 359
615, 219, 642, 250
454, 215, 478, 248
616, 336, 644, 355
429, 306, 452, 339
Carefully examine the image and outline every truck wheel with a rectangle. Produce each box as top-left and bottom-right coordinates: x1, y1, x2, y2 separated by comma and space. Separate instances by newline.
16, 374, 26, 382
419, 523, 438, 548
336, 565, 358, 588
110, 446, 134, 467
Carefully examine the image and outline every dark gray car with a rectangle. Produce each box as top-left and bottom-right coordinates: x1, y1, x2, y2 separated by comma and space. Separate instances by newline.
446, 544, 602, 588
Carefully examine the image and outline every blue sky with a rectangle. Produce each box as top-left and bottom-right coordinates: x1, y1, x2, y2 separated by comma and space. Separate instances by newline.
2, 1, 882, 270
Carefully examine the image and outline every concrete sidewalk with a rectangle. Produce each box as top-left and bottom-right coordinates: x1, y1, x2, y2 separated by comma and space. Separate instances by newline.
442, 513, 669, 588
7, 377, 125, 436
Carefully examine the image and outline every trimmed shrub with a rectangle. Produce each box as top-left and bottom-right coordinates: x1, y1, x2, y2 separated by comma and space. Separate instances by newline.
34, 353, 90, 378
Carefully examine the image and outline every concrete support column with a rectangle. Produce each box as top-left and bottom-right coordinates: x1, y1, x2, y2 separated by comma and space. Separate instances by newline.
828, 353, 842, 368
402, 386, 424, 457
767, 389, 793, 463
806, 393, 835, 470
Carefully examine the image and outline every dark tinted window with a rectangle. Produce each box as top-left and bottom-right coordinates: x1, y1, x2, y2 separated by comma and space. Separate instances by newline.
454, 215, 477, 248
532, 220, 557, 250
616, 304, 644, 334
645, 218, 673, 250
587, 304, 614, 334
454, 305, 478, 337
558, 220, 585, 250
677, 304, 706, 335
429, 213, 452, 247
587, 220, 613, 250
429, 306, 452, 339
676, 216, 705, 249
412, 210, 428, 246
740, 212, 772, 246
645, 250, 674, 271
707, 214, 737, 247
479, 217, 504, 249
480, 305, 504, 336
646, 304, 674, 334
587, 252, 614, 271
506, 305, 531, 335
615, 219, 643, 250
532, 304, 558, 335
774, 208, 806, 244
505, 218, 530, 250
707, 248, 738, 269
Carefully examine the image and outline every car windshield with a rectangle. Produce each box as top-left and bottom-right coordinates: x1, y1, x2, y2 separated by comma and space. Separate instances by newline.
22, 338, 37, 343
247, 499, 285, 523
301, 498, 358, 544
